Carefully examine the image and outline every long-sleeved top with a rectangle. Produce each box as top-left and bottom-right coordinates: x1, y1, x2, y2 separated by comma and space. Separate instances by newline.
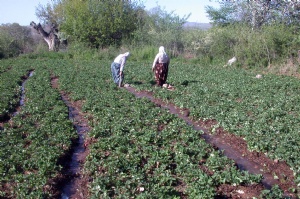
114, 53, 128, 71
152, 52, 169, 69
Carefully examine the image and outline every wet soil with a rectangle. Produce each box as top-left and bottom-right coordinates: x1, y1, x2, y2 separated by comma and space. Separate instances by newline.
2, 74, 298, 198
125, 85, 298, 198
0, 71, 34, 129
51, 76, 92, 199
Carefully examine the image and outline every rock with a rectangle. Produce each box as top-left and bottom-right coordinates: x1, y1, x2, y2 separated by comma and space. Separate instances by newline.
256, 74, 262, 78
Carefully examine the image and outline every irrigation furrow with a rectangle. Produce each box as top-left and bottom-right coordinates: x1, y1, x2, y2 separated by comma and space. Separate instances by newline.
51, 76, 91, 199
0, 70, 34, 129
125, 86, 298, 198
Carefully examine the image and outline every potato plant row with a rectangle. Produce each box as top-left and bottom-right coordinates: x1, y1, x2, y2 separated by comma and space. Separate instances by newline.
127, 60, 300, 192
2, 57, 295, 198
49, 59, 268, 198
0, 59, 33, 118
0, 59, 77, 198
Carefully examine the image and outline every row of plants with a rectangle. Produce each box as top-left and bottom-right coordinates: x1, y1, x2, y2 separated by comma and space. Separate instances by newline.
2, 56, 298, 197
126, 59, 300, 193
48, 58, 278, 198
0, 59, 33, 118
0, 59, 77, 198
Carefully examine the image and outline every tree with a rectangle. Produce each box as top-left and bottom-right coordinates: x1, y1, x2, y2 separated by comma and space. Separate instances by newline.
207, 0, 300, 28
133, 5, 189, 55
35, 0, 64, 25
0, 23, 33, 58
206, 3, 238, 27
30, 21, 60, 51
47, 0, 144, 48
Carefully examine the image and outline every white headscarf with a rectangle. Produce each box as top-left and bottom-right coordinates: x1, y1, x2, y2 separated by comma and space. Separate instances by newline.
114, 52, 130, 71
159, 46, 166, 54
152, 46, 169, 68
158, 46, 168, 63
114, 52, 130, 63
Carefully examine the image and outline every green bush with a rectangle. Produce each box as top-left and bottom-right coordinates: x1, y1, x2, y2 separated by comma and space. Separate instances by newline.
0, 23, 34, 59
192, 23, 300, 70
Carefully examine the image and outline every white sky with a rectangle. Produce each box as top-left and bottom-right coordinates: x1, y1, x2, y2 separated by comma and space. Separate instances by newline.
142, 0, 220, 23
0, 0, 220, 26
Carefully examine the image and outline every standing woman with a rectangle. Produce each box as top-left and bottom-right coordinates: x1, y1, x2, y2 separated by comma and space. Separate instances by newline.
111, 52, 130, 87
152, 46, 170, 86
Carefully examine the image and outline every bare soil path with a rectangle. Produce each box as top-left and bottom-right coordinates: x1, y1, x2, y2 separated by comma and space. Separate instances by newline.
51, 76, 91, 199
49, 80, 299, 198
125, 85, 298, 198
2, 74, 298, 198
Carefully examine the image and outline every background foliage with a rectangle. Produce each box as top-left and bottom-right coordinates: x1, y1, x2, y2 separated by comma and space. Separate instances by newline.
0, 24, 35, 58
1, 0, 300, 75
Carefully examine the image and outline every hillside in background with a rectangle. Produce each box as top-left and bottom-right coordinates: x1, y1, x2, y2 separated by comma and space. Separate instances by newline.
184, 22, 212, 30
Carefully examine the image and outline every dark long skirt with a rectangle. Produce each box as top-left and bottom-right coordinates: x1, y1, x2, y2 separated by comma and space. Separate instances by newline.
154, 63, 169, 86
111, 62, 124, 85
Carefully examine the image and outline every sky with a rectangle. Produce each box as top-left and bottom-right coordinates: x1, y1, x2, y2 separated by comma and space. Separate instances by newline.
0, 0, 220, 26
143, 0, 220, 23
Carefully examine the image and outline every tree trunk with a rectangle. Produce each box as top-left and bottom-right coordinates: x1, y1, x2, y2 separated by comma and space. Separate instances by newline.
30, 21, 60, 51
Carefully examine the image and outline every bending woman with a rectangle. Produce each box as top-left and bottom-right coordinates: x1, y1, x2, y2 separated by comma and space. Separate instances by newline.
152, 46, 170, 86
111, 52, 130, 87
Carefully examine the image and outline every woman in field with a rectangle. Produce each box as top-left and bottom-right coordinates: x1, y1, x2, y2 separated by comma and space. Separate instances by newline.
152, 46, 170, 86
111, 52, 130, 87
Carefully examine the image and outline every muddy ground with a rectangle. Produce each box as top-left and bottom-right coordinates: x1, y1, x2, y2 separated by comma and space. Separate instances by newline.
1, 77, 298, 198
125, 86, 298, 199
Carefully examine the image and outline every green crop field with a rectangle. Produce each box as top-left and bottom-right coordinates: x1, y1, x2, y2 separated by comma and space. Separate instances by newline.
1, 57, 299, 198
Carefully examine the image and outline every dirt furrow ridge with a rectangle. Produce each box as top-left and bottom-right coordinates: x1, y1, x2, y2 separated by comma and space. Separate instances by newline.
125, 86, 298, 198
51, 76, 91, 199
